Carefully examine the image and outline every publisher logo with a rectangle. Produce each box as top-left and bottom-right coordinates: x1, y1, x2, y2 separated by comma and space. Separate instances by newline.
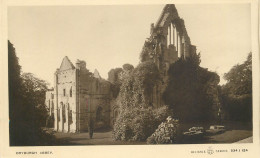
207, 147, 214, 155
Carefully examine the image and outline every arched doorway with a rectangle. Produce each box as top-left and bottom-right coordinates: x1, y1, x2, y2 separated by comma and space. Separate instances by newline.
113, 109, 119, 125
67, 103, 73, 132
96, 107, 103, 122
60, 102, 65, 131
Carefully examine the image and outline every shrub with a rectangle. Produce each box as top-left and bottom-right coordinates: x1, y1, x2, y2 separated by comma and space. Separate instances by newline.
147, 116, 179, 144
112, 106, 172, 141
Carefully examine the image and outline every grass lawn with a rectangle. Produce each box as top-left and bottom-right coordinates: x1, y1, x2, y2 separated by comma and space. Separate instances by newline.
53, 130, 146, 145
205, 130, 252, 143
179, 121, 252, 144
50, 121, 252, 145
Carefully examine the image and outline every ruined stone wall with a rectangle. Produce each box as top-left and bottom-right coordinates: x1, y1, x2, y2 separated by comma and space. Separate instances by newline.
54, 69, 77, 133
45, 90, 54, 116
148, 5, 194, 70
110, 98, 119, 126
53, 57, 113, 133
78, 75, 112, 130
64, 61, 112, 131
51, 4, 197, 132
140, 4, 196, 108
77, 67, 92, 132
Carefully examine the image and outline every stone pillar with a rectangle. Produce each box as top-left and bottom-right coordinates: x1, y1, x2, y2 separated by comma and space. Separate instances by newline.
75, 65, 80, 132
171, 23, 174, 45
70, 109, 77, 133
172, 24, 175, 45
70, 70, 77, 133
176, 32, 179, 57
182, 36, 185, 58
167, 25, 171, 47
174, 27, 177, 51
183, 36, 190, 58
54, 70, 59, 131
150, 23, 154, 35
178, 34, 181, 58
54, 105, 58, 131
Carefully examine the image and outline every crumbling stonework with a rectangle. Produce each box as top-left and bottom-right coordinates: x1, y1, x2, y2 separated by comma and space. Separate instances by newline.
140, 4, 197, 108
45, 89, 54, 117
45, 4, 199, 132
141, 5, 196, 67
47, 56, 112, 133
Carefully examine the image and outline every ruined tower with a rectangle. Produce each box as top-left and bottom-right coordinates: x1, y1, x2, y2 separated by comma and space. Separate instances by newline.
51, 56, 112, 133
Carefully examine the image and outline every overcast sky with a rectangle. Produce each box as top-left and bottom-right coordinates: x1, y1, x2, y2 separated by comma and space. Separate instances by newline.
8, 4, 251, 87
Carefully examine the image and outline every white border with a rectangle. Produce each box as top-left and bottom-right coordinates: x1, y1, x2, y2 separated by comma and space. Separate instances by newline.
0, 0, 259, 158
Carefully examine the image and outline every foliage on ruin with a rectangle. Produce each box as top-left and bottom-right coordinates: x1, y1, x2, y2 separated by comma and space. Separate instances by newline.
220, 52, 252, 122
140, 40, 156, 62
122, 63, 134, 72
108, 67, 123, 98
112, 61, 170, 141
108, 68, 123, 84
108, 63, 135, 99
119, 61, 160, 109
140, 32, 167, 63
163, 55, 221, 122
8, 41, 55, 146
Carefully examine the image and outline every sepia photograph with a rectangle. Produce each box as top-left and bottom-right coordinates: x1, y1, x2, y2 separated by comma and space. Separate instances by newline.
1, 0, 259, 157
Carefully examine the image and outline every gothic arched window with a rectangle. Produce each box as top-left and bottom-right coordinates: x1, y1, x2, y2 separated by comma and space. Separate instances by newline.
115, 110, 118, 119
70, 87, 72, 97
63, 89, 66, 96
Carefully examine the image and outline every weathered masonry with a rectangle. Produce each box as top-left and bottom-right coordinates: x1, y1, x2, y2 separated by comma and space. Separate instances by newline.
140, 4, 196, 108
45, 4, 197, 132
141, 4, 196, 69
47, 57, 112, 133
45, 89, 54, 117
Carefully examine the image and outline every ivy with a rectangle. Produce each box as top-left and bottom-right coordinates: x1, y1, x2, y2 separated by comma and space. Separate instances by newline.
113, 61, 168, 141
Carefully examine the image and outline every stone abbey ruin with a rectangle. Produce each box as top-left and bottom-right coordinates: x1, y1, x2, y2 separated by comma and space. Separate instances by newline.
45, 4, 210, 133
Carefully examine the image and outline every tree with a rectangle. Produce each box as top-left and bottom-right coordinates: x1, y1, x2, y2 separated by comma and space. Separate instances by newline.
221, 52, 252, 122
8, 40, 54, 146
223, 52, 252, 95
21, 73, 49, 127
163, 56, 221, 122
8, 40, 24, 145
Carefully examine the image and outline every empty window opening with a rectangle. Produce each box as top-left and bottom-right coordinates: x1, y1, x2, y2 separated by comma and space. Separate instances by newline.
70, 87, 72, 97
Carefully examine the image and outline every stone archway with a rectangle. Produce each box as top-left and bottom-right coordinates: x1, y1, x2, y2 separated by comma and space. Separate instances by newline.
67, 103, 73, 132
114, 110, 118, 120
96, 106, 103, 122
59, 102, 66, 131
95, 106, 106, 129
112, 107, 119, 126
